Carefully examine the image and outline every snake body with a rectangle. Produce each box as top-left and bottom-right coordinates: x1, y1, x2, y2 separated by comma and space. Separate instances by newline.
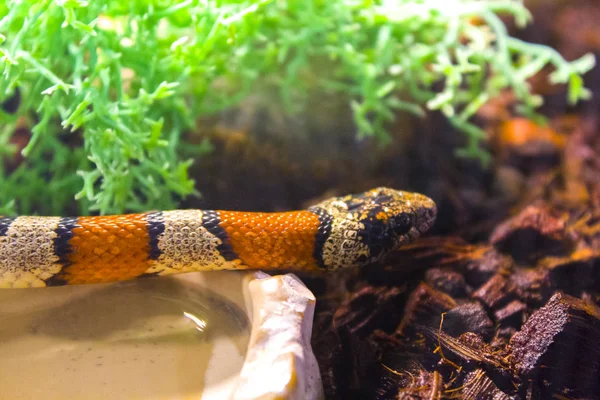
0, 188, 436, 288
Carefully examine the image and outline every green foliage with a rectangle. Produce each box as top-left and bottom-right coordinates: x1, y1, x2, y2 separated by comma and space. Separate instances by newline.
0, 0, 595, 215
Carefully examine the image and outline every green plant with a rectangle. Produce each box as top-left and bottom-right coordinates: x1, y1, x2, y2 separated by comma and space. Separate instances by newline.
0, 0, 594, 215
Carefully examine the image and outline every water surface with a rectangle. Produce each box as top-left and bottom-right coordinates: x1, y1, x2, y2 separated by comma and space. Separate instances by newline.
0, 272, 250, 399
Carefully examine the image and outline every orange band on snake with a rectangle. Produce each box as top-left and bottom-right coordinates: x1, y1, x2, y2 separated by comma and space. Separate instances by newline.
0, 188, 436, 288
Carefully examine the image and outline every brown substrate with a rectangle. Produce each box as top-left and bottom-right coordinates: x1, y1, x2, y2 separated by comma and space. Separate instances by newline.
305, 1, 600, 399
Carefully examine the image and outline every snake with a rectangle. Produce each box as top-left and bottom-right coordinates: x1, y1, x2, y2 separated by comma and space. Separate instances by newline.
0, 187, 436, 288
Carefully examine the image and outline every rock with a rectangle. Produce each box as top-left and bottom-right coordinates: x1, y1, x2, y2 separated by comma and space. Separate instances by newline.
234, 273, 323, 400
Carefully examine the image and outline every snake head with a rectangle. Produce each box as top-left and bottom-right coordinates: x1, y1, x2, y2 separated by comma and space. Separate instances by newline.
309, 187, 437, 270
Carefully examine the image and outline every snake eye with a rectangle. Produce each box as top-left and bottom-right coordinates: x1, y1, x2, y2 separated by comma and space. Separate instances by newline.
391, 213, 412, 236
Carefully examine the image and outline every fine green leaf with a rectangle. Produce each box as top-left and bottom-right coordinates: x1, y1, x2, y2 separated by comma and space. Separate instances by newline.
0, 0, 594, 215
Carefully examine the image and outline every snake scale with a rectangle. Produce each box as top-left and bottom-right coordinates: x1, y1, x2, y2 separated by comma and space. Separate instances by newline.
0, 187, 436, 288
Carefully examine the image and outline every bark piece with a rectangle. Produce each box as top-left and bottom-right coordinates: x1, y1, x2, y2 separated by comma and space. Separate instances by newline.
542, 248, 600, 295
509, 267, 553, 306
494, 300, 527, 329
333, 286, 406, 337
464, 248, 512, 288
438, 302, 495, 341
509, 293, 600, 398
371, 350, 444, 400
472, 272, 514, 309
397, 283, 456, 334
312, 319, 378, 400
490, 205, 569, 262
425, 267, 468, 298
461, 369, 512, 400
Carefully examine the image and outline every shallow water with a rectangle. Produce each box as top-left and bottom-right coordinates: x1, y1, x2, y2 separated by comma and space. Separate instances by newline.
0, 272, 251, 400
